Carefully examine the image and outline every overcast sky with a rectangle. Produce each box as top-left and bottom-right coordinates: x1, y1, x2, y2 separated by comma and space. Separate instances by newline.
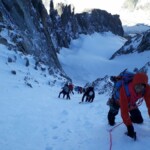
42, 0, 125, 14
55, 0, 125, 13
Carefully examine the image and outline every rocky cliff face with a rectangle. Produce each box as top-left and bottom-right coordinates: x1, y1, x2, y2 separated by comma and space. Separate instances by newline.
110, 29, 150, 59
0, 0, 124, 75
0, 0, 62, 75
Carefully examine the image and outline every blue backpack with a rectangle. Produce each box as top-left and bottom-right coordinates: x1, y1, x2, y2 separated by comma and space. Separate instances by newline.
111, 70, 135, 101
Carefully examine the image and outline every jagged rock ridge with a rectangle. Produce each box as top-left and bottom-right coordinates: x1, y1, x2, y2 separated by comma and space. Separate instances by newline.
49, 0, 124, 50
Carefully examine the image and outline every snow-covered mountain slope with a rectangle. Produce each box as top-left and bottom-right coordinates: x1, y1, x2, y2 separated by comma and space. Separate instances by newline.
58, 32, 150, 85
1, 2, 150, 150
0, 44, 67, 90
1, 32, 150, 150
110, 29, 150, 61
123, 24, 150, 35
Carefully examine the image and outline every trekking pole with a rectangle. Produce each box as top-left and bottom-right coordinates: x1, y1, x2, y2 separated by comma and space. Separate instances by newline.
108, 122, 123, 150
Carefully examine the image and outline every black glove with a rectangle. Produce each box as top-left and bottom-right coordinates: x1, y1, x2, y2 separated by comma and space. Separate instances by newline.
126, 125, 136, 141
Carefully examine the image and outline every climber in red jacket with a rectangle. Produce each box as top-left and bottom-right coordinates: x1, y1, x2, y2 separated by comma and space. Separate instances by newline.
120, 73, 150, 140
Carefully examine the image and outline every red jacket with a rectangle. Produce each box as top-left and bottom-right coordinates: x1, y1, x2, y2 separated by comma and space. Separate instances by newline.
120, 73, 150, 126
68, 84, 74, 90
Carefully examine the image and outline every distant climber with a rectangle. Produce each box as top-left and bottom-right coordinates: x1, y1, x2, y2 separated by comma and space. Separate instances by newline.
80, 86, 95, 103
58, 83, 70, 100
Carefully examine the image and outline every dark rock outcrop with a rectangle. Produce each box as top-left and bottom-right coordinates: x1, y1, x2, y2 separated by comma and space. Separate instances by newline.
50, 1, 124, 50
0, 0, 62, 73
110, 29, 150, 59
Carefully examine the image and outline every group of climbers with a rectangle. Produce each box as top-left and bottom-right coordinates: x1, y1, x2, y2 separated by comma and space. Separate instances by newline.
57, 70, 150, 141
58, 82, 95, 103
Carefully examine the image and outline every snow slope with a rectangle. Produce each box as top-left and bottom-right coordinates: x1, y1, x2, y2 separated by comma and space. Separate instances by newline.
1, 30, 150, 150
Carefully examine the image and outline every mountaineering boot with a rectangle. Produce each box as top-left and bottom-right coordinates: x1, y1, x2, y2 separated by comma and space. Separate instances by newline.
125, 125, 136, 141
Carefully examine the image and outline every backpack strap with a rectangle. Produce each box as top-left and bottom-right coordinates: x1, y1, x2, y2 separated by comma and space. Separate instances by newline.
113, 83, 130, 100
123, 84, 130, 97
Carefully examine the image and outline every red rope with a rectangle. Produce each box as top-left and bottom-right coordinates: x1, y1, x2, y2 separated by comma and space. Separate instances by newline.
108, 122, 123, 150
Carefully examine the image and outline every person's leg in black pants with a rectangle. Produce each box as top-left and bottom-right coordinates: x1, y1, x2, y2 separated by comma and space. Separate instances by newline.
130, 108, 143, 124
108, 102, 120, 126
66, 92, 70, 100
58, 90, 63, 98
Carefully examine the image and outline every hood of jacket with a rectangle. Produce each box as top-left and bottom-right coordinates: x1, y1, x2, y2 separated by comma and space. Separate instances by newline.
132, 73, 148, 86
